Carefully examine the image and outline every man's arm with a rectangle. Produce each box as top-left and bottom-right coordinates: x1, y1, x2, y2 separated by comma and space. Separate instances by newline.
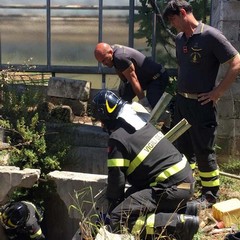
122, 63, 145, 100
198, 53, 240, 105
122, 63, 152, 111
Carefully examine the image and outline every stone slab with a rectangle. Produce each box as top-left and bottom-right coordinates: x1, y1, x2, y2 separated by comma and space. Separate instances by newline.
63, 146, 108, 175
47, 171, 108, 218
46, 123, 108, 148
47, 77, 91, 101
0, 167, 40, 203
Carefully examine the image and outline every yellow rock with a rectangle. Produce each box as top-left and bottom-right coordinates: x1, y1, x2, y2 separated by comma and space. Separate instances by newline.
212, 198, 240, 227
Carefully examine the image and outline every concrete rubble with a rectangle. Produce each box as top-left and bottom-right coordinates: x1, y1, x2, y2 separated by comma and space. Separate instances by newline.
0, 166, 40, 204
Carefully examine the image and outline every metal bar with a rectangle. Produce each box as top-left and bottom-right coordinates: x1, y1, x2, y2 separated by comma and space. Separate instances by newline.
128, 0, 134, 48
98, 0, 105, 88
46, 0, 51, 69
98, 0, 103, 43
219, 171, 240, 180
102, 74, 106, 89
149, 92, 172, 126
0, 64, 178, 76
152, 1, 157, 61
0, 4, 141, 10
0, 32, 1, 65
164, 119, 191, 143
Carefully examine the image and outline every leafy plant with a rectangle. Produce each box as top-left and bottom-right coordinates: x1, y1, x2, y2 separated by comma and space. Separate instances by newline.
220, 158, 240, 175
0, 67, 70, 209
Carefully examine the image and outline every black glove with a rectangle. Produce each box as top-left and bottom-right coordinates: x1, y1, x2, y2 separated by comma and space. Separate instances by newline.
107, 198, 123, 213
96, 212, 111, 226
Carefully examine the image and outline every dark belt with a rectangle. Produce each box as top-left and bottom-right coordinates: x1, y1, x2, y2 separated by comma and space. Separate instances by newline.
178, 92, 198, 100
152, 68, 166, 80
177, 182, 195, 191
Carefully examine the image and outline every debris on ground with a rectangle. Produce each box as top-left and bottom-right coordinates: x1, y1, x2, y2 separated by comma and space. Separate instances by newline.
199, 200, 240, 239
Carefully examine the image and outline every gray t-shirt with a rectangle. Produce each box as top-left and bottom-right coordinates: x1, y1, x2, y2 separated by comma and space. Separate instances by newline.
111, 44, 165, 88
176, 22, 239, 93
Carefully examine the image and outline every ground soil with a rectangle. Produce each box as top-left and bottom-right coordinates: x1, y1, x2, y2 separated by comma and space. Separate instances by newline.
196, 183, 240, 240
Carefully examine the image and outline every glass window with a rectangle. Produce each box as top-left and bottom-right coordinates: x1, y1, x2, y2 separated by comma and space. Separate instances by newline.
51, 10, 98, 66
0, 9, 46, 65
0, 0, 155, 88
102, 10, 129, 46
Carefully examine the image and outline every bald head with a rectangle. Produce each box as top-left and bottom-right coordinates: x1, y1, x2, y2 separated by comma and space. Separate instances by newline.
94, 42, 114, 67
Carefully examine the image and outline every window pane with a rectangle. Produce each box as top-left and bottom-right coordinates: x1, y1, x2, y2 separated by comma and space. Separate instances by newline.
134, 9, 152, 56
102, 10, 129, 45
51, 10, 98, 66
0, 9, 46, 65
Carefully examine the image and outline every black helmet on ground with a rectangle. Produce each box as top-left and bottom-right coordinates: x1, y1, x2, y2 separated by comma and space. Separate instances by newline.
91, 90, 126, 121
0, 202, 29, 229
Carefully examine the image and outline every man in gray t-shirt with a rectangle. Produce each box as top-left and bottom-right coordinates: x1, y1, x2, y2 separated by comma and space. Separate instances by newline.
94, 43, 169, 112
163, 0, 240, 208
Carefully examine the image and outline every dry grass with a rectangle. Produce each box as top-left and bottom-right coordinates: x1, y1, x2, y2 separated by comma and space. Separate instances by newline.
195, 175, 240, 240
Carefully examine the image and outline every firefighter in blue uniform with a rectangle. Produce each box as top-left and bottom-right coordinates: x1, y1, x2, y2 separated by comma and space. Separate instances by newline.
91, 90, 199, 240
0, 201, 45, 240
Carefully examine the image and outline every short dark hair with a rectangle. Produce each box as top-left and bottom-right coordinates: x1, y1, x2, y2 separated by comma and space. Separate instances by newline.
163, 0, 193, 19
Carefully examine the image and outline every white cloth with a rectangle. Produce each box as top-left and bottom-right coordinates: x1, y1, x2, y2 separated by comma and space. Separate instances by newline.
95, 226, 135, 240
117, 103, 150, 130
138, 97, 152, 112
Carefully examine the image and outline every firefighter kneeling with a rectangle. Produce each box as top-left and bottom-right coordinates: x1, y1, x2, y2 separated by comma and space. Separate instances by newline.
0, 201, 45, 240
91, 90, 199, 240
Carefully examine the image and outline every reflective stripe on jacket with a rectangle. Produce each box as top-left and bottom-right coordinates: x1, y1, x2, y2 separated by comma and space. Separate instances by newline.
106, 123, 192, 201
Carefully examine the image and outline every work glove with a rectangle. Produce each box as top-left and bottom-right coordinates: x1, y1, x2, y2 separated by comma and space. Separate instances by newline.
96, 212, 111, 226
139, 97, 152, 113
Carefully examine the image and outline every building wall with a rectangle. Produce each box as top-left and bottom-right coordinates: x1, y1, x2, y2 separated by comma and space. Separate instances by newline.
211, 0, 240, 160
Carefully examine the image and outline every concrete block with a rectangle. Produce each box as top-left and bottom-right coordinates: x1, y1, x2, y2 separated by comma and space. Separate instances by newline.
233, 100, 240, 119
217, 119, 235, 137
217, 99, 235, 118
0, 167, 40, 203
229, 79, 240, 98
211, 0, 240, 28
47, 77, 91, 101
211, 0, 240, 60
216, 135, 240, 156
217, 97, 240, 119
46, 123, 108, 148
212, 198, 240, 227
46, 171, 108, 240
48, 171, 108, 217
232, 136, 240, 156
216, 136, 233, 156
63, 146, 108, 175
220, 20, 240, 43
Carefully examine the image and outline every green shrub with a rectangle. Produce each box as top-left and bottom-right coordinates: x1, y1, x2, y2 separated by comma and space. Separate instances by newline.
0, 71, 70, 209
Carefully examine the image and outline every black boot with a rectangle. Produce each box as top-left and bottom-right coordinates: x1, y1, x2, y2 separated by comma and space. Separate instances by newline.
174, 214, 199, 240
225, 232, 240, 240
185, 201, 198, 216
178, 201, 198, 216
192, 191, 219, 209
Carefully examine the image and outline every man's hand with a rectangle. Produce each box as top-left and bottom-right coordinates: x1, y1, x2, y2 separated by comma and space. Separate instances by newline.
198, 90, 220, 106
139, 97, 152, 112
